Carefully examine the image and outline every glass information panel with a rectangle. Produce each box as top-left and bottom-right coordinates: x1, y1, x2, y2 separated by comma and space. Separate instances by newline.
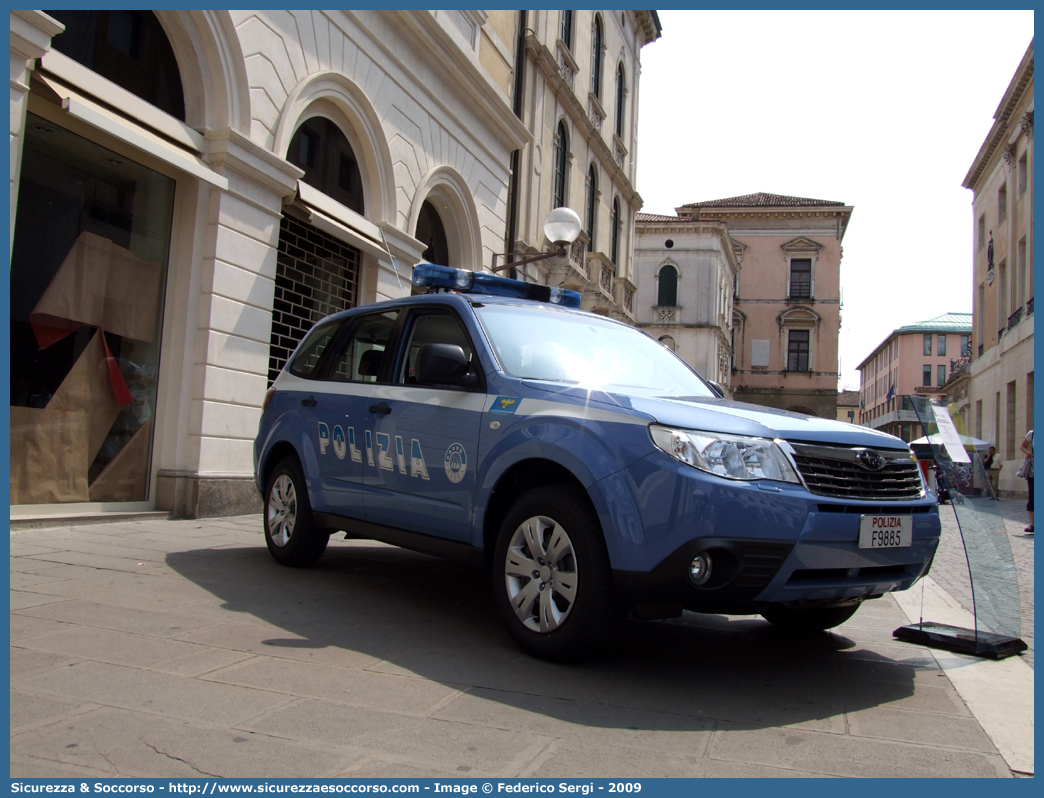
898, 395, 1025, 657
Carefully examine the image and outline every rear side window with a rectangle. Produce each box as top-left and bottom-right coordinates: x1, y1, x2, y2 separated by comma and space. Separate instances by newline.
327, 311, 400, 383
288, 321, 341, 379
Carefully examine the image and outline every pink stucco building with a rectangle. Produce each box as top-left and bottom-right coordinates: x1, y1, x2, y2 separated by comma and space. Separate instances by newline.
673, 193, 852, 419
856, 313, 973, 441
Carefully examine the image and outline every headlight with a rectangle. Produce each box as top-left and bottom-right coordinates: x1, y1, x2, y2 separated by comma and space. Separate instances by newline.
650, 425, 800, 484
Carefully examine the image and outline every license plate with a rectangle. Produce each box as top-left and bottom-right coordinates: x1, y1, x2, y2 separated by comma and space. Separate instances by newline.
859, 515, 912, 548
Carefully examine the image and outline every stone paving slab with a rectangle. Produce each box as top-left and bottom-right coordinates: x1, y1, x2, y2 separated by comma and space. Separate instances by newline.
11, 706, 356, 778
8, 514, 1031, 778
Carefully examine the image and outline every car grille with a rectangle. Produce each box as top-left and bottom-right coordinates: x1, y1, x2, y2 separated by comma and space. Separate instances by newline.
788, 443, 924, 500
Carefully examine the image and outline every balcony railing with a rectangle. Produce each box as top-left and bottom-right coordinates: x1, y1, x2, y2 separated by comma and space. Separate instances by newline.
569, 234, 588, 273
654, 306, 679, 323
1007, 306, 1024, 331
1028, 296, 1034, 315
556, 41, 577, 92
943, 354, 971, 388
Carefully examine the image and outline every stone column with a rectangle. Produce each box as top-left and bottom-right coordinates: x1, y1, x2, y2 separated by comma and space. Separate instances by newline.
9, 10, 63, 253
156, 128, 302, 518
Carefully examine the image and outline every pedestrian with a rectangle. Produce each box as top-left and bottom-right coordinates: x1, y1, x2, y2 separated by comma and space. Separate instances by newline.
1018, 430, 1033, 534
983, 446, 996, 469
983, 445, 1001, 498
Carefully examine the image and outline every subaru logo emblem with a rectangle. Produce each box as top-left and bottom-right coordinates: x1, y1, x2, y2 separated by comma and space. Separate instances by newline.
856, 448, 886, 471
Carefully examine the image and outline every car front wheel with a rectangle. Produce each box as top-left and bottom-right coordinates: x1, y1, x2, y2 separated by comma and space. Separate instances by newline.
493, 485, 620, 661
264, 456, 328, 567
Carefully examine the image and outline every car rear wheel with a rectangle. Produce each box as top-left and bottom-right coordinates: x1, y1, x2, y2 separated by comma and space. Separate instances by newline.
493, 485, 620, 661
264, 456, 328, 567
761, 603, 861, 631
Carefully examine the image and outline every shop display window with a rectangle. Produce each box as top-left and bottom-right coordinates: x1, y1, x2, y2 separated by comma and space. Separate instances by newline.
10, 114, 174, 504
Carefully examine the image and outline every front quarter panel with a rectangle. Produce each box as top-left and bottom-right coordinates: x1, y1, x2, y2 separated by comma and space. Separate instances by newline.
472, 389, 654, 552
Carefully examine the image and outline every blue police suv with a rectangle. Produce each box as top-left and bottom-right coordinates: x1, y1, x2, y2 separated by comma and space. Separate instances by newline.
254, 264, 940, 661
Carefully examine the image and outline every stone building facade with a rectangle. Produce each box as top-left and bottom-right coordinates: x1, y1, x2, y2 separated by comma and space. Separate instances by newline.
962, 39, 1033, 497
507, 11, 660, 320
633, 213, 740, 393
8, 9, 659, 519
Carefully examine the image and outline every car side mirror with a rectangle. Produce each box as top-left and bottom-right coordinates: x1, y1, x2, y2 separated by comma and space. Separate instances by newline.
707, 380, 725, 398
416, 343, 477, 388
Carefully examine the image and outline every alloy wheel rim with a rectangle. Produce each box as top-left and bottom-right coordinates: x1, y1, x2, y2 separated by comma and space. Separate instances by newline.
267, 474, 297, 547
504, 514, 578, 633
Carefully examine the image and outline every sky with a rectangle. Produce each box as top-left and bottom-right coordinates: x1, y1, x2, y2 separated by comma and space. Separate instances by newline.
634, 10, 1034, 391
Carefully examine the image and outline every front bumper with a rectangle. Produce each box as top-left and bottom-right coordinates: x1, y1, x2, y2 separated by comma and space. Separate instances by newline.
607, 454, 941, 615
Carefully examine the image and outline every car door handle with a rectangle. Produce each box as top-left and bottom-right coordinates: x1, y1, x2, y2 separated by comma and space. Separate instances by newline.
369, 402, 392, 415
301, 396, 317, 407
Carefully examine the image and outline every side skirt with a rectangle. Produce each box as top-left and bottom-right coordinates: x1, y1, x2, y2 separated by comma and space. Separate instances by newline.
313, 512, 485, 569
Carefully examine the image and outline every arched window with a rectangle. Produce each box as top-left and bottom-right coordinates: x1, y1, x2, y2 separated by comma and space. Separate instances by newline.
658, 265, 678, 307
615, 63, 626, 138
553, 121, 569, 209
658, 335, 676, 352
561, 10, 574, 50
584, 164, 597, 253
417, 200, 449, 266
45, 10, 185, 120
610, 197, 620, 266
591, 16, 604, 99
288, 117, 365, 214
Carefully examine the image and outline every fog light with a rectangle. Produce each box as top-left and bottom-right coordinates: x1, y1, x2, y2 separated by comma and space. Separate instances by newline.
689, 553, 712, 586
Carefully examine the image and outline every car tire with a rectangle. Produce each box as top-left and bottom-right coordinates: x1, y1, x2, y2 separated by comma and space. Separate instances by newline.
492, 485, 621, 662
760, 603, 861, 632
263, 456, 329, 567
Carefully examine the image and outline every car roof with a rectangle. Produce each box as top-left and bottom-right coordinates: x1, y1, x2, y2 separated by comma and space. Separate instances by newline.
316, 290, 632, 330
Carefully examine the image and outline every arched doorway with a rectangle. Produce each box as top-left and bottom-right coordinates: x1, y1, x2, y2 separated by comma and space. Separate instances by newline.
269, 116, 367, 385
44, 10, 185, 120
287, 116, 364, 215
11, 11, 187, 505
416, 200, 450, 266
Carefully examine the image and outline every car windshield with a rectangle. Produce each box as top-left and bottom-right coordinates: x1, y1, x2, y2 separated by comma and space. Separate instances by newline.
474, 303, 714, 398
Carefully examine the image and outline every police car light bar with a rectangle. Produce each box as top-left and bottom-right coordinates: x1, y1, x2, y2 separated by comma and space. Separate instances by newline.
412, 263, 582, 309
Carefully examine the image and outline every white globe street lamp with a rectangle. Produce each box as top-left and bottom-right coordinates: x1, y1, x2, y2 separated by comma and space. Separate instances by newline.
492, 207, 582, 273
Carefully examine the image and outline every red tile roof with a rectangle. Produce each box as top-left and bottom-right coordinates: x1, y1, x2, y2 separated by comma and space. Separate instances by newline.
679, 192, 846, 209
635, 212, 687, 222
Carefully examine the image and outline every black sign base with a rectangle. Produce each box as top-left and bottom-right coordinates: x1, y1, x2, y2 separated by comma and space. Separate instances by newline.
894, 622, 1027, 659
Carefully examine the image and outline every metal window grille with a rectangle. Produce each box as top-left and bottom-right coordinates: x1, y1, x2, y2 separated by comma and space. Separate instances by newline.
268, 214, 360, 385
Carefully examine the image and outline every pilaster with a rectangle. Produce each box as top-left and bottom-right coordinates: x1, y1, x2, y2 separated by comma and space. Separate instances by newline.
10, 10, 63, 250
158, 130, 301, 518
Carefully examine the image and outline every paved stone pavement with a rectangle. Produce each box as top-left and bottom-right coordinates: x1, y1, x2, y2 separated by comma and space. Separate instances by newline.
9, 515, 1021, 778
927, 496, 1034, 667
